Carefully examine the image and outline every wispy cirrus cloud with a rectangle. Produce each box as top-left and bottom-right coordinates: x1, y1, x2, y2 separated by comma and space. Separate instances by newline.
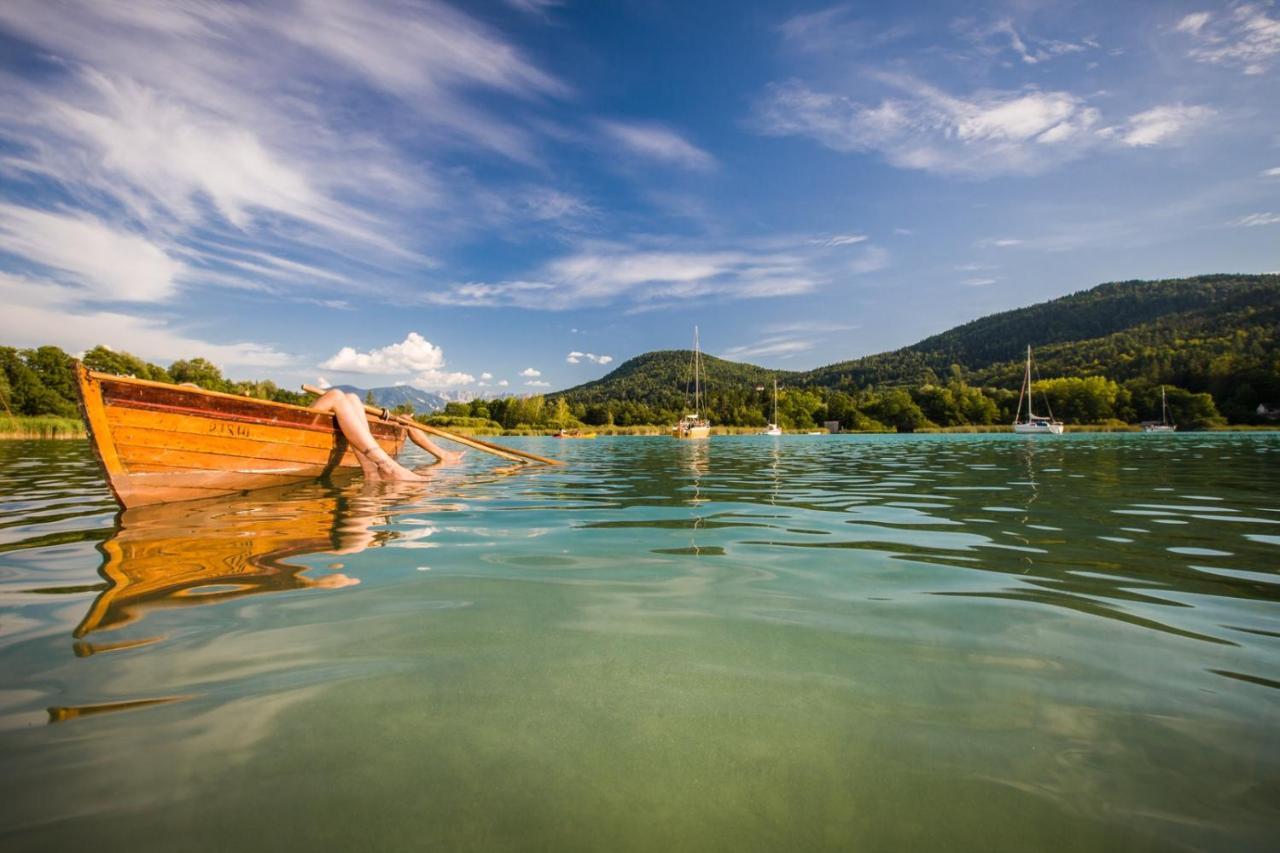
1230, 212, 1280, 227
1175, 5, 1280, 75
0, 272, 290, 371
0, 0, 576, 368
423, 236, 888, 311
721, 337, 816, 360
1097, 104, 1215, 147
751, 72, 1212, 176
597, 120, 716, 171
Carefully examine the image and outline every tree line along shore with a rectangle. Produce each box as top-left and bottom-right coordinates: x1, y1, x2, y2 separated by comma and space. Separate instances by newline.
2, 340, 1274, 440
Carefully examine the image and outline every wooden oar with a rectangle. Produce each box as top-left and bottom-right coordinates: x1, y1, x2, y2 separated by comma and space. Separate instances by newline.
301, 385, 563, 466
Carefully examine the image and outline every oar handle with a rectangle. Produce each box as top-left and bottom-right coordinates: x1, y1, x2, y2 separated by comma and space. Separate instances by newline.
301, 385, 563, 466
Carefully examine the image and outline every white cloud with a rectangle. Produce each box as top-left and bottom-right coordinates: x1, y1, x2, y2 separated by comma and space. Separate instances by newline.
962, 277, 998, 286
956, 17, 1097, 66
1230, 212, 1280, 227
320, 332, 446, 373
597, 120, 716, 171
525, 379, 550, 387
753, 74, 1212, 176
753, 76, 1102, 176
721, 337, 815, 360
0, 272, 290, 372
519, 367, 542, 377
1261, 167, 1280, 178
566, 351, 613, 364
497, 379, 510, 387
0, 0, 573, 323
411, 369, 475, 389
0, 203, 182, 301
1176, 13, 1212, 36
1103, 104, 1215, 147
1175, 5, 1280, 75
426, 241, 846, 310
480, 371, 494, 380
976, 238, 1023, 248
809, 233, 868, 247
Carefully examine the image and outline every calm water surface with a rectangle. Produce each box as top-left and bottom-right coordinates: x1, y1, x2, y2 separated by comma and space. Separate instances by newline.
0, 434, 1277, 851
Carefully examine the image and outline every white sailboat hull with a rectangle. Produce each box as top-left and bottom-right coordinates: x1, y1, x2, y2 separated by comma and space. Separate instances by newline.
761, 425, 782, 436
673, 425, 711, 439
1014, 421, 1064, 435
1142, 424, 1176, 433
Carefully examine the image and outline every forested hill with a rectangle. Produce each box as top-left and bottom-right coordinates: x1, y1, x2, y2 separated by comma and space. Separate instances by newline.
550, 274, 1279, 426
797, 274, 1279, 391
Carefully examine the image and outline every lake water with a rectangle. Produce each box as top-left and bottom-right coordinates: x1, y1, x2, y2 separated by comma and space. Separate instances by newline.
0, 433, 1277, 851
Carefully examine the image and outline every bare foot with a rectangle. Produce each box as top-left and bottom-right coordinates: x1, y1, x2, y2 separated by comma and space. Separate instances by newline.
357, 445, 429, 482
436, 449, 467, 465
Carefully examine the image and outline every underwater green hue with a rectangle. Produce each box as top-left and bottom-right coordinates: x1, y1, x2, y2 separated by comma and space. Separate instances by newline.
0, 434, 1277, 851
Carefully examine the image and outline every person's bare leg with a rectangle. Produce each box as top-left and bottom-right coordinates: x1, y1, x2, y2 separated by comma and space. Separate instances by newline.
311, 390, 426, 481
408, 429, 466, 464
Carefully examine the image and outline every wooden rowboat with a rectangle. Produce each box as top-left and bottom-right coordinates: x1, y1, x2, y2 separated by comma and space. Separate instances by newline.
75, 363, 406, 509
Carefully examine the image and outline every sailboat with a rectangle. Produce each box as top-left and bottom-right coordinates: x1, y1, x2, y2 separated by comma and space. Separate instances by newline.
1142, 386, 1177, 433
1013, 345, 1064, 435
672, 326, 711, 440
761, 378, 782, 436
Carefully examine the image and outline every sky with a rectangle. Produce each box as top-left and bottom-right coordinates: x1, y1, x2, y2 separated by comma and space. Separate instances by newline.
0, 0, 1277, 395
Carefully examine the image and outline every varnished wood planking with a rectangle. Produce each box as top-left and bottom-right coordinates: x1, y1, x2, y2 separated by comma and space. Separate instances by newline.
75, 364, 408, 508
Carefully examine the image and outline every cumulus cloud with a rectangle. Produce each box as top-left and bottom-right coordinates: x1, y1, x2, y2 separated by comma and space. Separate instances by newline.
525, 379, 550, 387
1175, 5, 1280, 75
1261, 167, 1280, 178
597, 120, 716, 171
320, 332, 446, 373
519, 367, 542, 377
566, 351, 613, 364
411, 369, 475, 389
480, 371, 494, 380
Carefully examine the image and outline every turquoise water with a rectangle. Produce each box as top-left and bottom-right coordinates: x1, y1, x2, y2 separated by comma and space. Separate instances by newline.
0, 433, 1277, 851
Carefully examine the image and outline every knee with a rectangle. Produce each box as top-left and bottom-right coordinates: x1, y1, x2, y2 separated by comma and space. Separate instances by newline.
346, 392, 362, 408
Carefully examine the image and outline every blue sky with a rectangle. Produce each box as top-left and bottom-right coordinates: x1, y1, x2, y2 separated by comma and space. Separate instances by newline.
0, 0, 1276, 394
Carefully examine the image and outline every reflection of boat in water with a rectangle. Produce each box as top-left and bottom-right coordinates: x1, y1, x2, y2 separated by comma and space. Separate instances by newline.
74, 480, 420, 641
1013, 345, 1064, 435
761, 378, 782, 436
672, 326, 711, 440
74, 364, 406, 509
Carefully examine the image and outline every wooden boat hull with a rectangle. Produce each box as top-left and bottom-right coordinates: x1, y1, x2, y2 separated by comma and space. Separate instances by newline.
75, 364, 406, 509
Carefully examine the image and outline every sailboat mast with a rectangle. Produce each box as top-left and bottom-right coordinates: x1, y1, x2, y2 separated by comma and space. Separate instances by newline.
693, 326, 701, 415
772, 377, 778, 424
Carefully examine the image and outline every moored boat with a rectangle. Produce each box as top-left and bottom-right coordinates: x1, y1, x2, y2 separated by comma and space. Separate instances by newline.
1142, 386, 1177, 433
553, 428, 597, 438
672, 326, 711, 439
1012, 345, 1064, 435
75, 364, 406, 509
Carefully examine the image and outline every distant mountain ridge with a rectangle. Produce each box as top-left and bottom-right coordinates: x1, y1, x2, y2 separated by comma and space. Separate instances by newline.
332, 384, 462, 413
551, 274, 1279, 422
